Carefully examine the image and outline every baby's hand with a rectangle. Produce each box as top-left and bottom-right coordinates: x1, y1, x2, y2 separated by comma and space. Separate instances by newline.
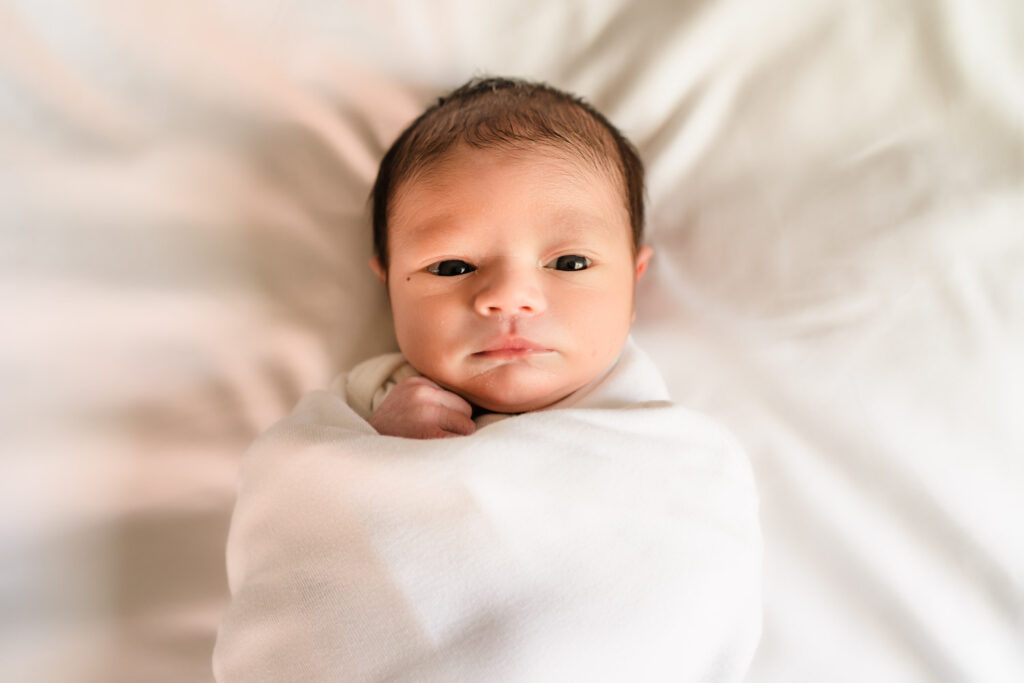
369, 376, 476, 439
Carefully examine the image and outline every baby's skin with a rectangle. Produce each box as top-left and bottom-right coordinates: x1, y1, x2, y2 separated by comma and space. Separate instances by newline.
369, 376, 476, 439
369, 144, 651, 439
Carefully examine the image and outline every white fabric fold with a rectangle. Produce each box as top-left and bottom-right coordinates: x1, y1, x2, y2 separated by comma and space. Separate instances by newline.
214, 340, 761, 682
343, 352, 419, 421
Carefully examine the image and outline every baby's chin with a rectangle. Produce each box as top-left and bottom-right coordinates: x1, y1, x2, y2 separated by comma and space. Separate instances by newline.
451, 376, 584, 415
422, 355, 597, 414
467, 392, 561, 415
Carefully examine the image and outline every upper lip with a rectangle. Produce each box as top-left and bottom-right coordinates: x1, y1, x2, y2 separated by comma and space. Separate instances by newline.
474, 337, 549, 354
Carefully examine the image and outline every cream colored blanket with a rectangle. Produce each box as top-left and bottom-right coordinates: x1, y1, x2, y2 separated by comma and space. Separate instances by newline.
213, 340, 760, 681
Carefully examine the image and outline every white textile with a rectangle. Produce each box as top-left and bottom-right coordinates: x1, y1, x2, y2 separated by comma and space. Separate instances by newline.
213, 341, 761, 681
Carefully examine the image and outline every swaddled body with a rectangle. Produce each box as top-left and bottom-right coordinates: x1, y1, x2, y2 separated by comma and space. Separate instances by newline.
213, 339, 761, 681
216, 77, 761, 680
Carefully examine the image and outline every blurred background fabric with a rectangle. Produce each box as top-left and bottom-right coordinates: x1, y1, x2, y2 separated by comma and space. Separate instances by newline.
1, 0, 1022, 681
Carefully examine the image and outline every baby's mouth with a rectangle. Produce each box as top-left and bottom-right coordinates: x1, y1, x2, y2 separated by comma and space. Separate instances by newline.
473, 336, 552, 359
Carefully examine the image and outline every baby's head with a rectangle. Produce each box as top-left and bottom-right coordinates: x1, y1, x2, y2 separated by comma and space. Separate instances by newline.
370, 77, 652, 414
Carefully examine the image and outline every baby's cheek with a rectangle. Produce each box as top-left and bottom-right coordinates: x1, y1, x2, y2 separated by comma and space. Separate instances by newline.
394, 300, 458, 377
576, 292, 632, 354
393, 293, 433, 335
577, 285, 631, 322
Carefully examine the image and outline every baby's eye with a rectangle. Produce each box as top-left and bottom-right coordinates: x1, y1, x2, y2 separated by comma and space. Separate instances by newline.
547, 255, 592, 271
427, 259, 476, 276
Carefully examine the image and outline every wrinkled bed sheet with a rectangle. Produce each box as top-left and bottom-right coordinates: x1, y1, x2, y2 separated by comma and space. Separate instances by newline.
2, 0, 1022, 681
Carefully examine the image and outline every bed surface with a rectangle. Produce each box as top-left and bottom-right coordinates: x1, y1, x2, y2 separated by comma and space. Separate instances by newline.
2, 0, 1022, 680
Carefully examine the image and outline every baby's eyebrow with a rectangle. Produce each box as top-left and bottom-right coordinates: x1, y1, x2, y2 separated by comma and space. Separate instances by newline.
394, 206, 620, 253
547, 208, 624, 239
395, 214, 468, 250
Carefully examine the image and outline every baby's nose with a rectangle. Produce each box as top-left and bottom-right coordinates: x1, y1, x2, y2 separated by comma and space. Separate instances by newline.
473, 267, 547, 317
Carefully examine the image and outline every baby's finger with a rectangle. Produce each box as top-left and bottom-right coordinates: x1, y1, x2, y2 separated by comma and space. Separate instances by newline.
432, 386, 475, 417
438, 407, 476, 436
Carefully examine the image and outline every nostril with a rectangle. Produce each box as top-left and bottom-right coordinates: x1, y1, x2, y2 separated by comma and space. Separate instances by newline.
476, 282, 544, 316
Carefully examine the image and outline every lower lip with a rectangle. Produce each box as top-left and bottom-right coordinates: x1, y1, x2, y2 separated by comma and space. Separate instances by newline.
473, 348, 551, 359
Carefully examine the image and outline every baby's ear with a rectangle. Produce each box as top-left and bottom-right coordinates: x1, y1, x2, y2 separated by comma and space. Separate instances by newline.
369, 256, 387, 284
635, 246, 653, 280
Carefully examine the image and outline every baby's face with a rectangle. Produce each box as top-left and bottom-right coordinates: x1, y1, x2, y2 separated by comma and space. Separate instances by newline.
373, 145, 651, 414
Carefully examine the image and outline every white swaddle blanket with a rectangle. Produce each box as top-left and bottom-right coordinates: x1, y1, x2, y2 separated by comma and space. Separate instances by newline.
213, 339, 761, 682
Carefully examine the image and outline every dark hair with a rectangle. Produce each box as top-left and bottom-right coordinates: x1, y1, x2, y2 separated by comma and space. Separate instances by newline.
370, 76, 645, 271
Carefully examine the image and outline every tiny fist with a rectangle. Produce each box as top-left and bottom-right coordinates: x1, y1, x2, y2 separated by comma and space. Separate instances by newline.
369, 376, 476, 439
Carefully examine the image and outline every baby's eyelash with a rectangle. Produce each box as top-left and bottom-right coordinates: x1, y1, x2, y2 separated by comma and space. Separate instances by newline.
427, 259, 476, 276
546, 255, 592, 271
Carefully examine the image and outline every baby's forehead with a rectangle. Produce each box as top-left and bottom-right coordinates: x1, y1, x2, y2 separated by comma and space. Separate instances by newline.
388, 146, 632, 254
405, 141, 623, 194
399, 143, 620, 203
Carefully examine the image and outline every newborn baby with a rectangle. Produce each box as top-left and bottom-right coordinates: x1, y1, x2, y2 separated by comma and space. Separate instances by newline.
214, 77, 761, 682
363, 76, 653, 437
